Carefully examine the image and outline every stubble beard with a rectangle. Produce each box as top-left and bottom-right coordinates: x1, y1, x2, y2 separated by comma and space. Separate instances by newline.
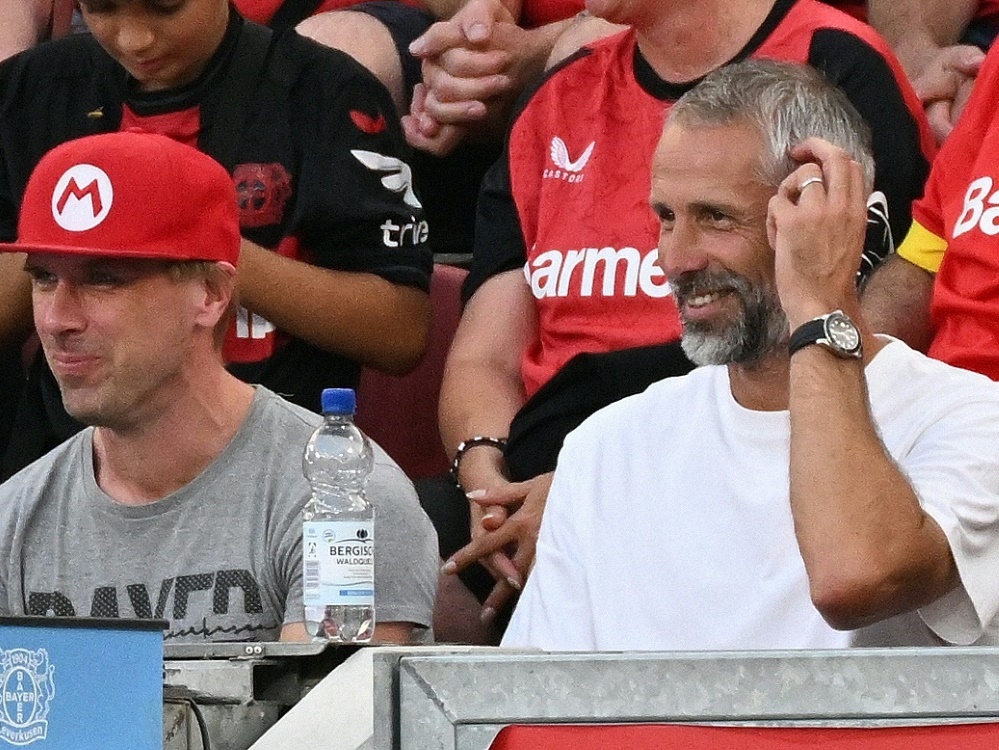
671, 269, 789, 367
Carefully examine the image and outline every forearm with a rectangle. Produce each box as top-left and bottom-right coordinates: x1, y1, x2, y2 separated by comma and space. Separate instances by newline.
439, 359, 526, 489
869, 0, 978, 76
860, 253, 935, 351
788, 345, 957, 629
236, 239, 430, 375
0, 0, 46, 62
438, 270, 534, 489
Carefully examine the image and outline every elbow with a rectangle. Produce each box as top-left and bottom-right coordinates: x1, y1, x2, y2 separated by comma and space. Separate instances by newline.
810, 582, 878, 631
365, 296, 431, 375
807, 563, 902, 632
373, 335, 428, 375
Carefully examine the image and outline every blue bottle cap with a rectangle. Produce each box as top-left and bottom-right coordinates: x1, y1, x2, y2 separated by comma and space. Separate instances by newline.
320, 388, 356, 415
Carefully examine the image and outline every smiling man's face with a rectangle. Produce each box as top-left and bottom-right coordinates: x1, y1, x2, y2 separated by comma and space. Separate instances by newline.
650, 120, 789, 366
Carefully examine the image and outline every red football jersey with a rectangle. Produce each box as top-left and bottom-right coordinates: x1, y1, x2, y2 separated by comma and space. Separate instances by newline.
822, 0, 999, 23
521, 0, 584, 28
821, 0, 866, 21
914, 45, 999, 378
981, 0, 999, 18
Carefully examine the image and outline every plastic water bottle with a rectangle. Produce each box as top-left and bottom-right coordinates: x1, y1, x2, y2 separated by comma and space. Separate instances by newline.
302, 388, 375, 642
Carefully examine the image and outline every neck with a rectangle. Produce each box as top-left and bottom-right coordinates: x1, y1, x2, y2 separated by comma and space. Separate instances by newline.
636, 0, 777, 83
728, 353, 791, 411
727, 320, 890, 412
92, 369, 255, 505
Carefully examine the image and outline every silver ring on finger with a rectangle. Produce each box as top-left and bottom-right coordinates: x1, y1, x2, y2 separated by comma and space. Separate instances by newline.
799, 176, 824, 192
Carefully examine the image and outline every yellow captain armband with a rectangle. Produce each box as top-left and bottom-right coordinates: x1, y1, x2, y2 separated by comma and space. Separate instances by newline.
897, 220, 948, 274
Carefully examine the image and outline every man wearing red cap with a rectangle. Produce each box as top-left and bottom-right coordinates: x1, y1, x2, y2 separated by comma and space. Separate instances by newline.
0, 132, 438, 643
0, 0, 432, 480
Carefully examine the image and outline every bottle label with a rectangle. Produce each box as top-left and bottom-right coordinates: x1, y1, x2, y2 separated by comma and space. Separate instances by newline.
303, 519, 374, 607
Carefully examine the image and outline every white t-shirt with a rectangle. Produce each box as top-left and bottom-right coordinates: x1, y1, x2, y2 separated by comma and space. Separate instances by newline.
503, 340, 999, 651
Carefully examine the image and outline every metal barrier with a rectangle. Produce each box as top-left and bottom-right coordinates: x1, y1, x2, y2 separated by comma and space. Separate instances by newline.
371, 647, 999, 750
162, 642, 357, 750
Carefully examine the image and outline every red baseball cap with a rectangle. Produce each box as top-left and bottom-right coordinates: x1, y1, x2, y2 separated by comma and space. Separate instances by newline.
0, 131, 241, 265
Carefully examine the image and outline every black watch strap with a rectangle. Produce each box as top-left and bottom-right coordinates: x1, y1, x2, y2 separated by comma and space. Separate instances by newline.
788, 318, 828, 357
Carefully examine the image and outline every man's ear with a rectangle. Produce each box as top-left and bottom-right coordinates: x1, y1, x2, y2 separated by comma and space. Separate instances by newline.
193, 261, 237, 331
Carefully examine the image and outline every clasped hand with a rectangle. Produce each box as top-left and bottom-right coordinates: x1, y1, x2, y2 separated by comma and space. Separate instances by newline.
441, 471, 553, 619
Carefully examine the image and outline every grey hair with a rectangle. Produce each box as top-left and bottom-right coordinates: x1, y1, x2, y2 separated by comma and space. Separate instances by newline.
667, 59, 875, 189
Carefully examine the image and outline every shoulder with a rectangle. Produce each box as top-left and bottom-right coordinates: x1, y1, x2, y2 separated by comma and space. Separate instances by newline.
510, 28, 633, 127
0, 34, 112, 92
869, 340, 999, 424
0, 432, 89, 517
248, 387, 321, 443
760, 0, 902, 73
773, 0, 892, 52
0, 36, 118, 118
258, 27, 405, 148
563, 367, 718, 455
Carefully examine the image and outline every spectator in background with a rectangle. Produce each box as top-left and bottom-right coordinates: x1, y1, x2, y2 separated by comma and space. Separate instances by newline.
1, 0, 435, 114
868, 0, 999, 144
503, 60, 999, 652
427, 0, 935, 642
0, 0, 431, 479
403, 0, 599, 155
0, 132, 437, 642
863, 43, 999, 380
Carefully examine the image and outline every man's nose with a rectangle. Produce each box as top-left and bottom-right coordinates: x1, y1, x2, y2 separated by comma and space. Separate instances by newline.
35, 282, 86, 336
656, 222, 708, 279
115, 16, 156, 55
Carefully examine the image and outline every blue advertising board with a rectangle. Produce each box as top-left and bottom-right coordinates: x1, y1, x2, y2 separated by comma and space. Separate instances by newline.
0, 617, 164, 749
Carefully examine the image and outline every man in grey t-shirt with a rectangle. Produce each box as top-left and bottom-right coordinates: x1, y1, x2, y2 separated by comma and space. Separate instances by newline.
0, 131, 437, 642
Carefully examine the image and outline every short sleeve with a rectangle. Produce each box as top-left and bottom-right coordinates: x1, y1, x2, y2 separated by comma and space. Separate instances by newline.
896, 220, 949, 274
896, 384, 999, 643
283, 42, 432, 291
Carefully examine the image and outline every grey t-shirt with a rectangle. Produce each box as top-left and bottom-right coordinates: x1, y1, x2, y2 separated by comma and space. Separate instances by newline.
0, 387, 437, 641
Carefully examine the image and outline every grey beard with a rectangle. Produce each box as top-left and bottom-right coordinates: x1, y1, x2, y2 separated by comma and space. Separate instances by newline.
671, 270, 789, 367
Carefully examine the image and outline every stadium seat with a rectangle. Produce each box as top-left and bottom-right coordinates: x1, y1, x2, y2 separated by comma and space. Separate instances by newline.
356, 263, 467, 479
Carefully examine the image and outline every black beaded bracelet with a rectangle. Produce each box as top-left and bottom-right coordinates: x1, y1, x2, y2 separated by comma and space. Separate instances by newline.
450, 436, 508, 493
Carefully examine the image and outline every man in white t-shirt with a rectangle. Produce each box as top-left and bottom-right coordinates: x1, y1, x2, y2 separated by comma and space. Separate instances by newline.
502, 59, 999, 652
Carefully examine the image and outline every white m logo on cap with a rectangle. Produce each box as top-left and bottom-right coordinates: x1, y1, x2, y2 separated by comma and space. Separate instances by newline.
51, 164, 114, 232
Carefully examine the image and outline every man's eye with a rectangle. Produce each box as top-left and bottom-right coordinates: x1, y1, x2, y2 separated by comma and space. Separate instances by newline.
148, 0, 185, 14
87, 271, 124, 286
79, 0, 117, 13
705, 210, 734, 227
28, 271, 57, 287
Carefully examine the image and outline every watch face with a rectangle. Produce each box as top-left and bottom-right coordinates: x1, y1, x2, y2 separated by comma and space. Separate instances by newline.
826, 312, 861, 354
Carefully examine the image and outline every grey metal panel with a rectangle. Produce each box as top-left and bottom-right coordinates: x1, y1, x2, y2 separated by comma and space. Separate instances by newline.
393, 648, 999, 750
164, 642, 329, 660
454, 725, 504, 750
398, 663, 458, 750
373, 646, 508, 750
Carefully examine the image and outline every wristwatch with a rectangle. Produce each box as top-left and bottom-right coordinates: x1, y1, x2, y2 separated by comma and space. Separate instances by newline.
788, 310, 863, 359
